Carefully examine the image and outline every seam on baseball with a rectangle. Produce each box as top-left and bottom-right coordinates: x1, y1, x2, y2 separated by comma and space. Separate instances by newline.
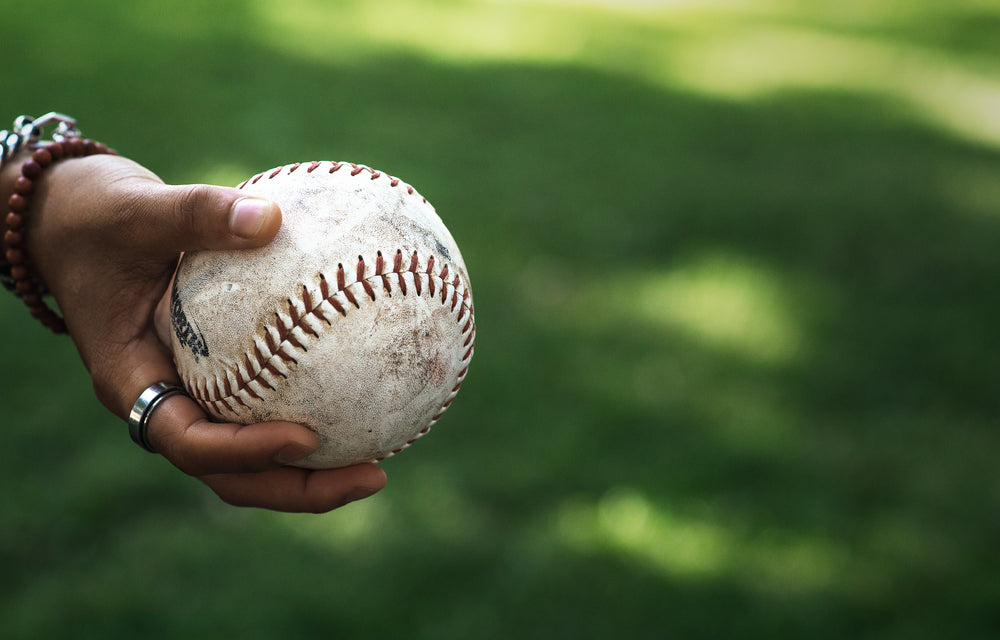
238, 161, 429, 204
182, 250, 476, 455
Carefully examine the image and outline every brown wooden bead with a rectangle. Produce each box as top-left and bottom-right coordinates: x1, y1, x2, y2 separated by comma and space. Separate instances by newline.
13, 176, 34, 195
8, 194, 27, 213
10, 265, 28, 280
4, 229, 23, 246
84, 140, 97, 154
5, 211, 23, 229
46, 142, 64, 160
42, 316, 65, 332
31, 148, 52, 167
21, 160, 41, 179
15, 280, 34, 295
67, 138, 85, 155
5, 248, 25, 264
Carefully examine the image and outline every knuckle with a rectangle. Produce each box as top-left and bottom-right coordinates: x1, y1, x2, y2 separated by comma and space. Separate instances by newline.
174, 184, 215, 237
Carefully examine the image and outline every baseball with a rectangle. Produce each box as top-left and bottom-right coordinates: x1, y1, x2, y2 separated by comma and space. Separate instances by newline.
169, 161, 475, 469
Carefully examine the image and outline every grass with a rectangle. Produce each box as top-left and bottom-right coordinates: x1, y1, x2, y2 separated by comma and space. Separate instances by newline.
1, 0, 998, 637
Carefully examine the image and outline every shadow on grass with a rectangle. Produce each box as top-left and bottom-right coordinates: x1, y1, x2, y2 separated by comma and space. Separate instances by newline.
1, 3, 998, 639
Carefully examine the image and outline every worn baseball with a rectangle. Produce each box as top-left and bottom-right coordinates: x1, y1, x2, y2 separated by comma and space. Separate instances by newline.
169, 161, 475, 469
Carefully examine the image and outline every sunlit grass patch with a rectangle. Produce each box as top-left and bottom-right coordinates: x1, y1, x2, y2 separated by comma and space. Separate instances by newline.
247, 0, 1000, 150
554, 487, 850, 594
562, 252, 808, 366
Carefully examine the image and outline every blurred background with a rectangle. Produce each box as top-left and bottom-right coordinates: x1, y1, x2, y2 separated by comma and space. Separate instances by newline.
1, 0, 998, 637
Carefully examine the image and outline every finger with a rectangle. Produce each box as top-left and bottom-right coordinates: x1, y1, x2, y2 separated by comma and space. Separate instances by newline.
93, 315, 320, 478
202, 463, 388, 513
145, 392, 322, 476
116, 181, 282, 257
102, 334, 324, 479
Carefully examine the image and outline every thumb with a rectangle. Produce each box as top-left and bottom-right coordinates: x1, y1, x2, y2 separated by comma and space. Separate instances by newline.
126, 182, 282, 256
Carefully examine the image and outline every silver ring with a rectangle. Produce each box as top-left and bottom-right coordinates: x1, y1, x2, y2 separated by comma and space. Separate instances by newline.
128, 382, 187, 452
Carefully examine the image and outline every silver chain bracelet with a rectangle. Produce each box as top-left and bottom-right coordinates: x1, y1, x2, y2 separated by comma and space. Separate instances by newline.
1, 112, 81, 168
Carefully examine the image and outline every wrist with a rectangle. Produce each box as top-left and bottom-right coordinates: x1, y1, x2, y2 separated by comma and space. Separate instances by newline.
1, 113, 115, 333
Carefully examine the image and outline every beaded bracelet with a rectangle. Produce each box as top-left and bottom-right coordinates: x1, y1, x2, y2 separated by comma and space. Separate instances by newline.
0, 128, 30, 293
2, 116, 115, 333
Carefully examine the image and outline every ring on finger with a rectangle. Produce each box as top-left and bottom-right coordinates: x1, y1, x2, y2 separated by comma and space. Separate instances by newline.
128, 382, 188, 453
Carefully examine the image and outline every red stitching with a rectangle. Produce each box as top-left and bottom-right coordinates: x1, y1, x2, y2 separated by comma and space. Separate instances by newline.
238, 161, 429, 205
328, 296, 346, 316
336, 264, 347, 291
185, 251, 475, 415
301, 286, 313, 314
285, 330, 306, 352
343, 284, 359, 308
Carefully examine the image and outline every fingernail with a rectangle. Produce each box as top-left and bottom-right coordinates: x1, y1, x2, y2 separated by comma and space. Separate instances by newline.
274, 442, 315, 465
229, 197, 272, 239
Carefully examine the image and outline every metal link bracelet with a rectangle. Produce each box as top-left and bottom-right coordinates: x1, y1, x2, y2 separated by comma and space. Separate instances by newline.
0, 112, 80, 168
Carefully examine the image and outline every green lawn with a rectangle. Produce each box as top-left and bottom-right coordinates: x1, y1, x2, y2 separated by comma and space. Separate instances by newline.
1, 1, 998, 637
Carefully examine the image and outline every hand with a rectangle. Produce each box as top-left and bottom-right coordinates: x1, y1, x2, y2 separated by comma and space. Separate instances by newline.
8, 152, 386, 512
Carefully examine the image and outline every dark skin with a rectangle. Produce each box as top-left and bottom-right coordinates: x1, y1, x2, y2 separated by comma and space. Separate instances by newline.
1, 151, 387, 512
